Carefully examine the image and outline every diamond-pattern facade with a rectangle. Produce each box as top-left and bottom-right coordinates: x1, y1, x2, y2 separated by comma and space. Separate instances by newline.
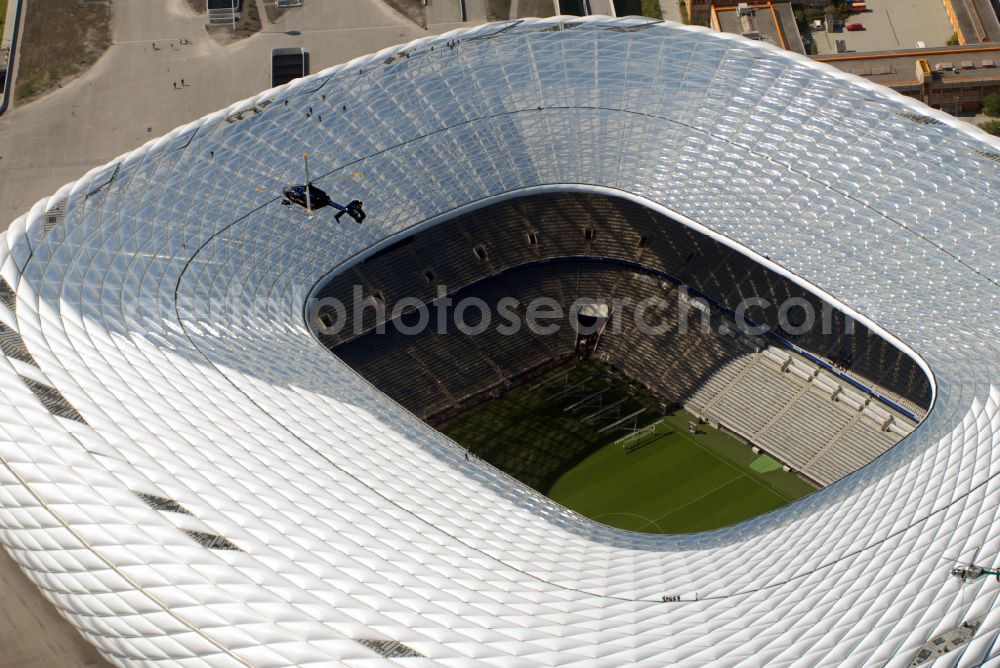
0, 16, 999, 666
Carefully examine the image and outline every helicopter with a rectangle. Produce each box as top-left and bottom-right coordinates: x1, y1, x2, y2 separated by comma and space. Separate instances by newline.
948, 545, 1000, 583
282, 152, 366, 223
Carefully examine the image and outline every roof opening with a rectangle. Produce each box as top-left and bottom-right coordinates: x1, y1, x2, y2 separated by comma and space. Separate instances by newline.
0, 323, 37, 365
0, 277, 15, 313
319, 311, 337, 329
137, 493, 193, 515
356, 639, 424, 658
184, 530, 242, 552
19, 376, 85, 423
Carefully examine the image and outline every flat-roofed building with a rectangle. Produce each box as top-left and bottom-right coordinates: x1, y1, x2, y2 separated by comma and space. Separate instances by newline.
711, 2, 807, 54
817, 44, 1000, 113
942, 0, 1000, 44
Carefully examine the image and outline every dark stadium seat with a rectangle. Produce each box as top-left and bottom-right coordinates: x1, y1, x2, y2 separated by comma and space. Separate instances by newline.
313, 191, 930, 485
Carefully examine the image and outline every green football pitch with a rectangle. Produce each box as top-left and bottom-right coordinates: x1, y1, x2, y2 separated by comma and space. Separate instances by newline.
439, 360, 816, 534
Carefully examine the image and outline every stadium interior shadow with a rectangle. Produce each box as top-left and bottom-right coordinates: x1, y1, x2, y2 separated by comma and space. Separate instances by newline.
316, 192, 931, 411
315, 192, 932, 500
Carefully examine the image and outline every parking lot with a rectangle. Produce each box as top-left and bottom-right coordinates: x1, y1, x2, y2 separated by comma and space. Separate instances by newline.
812, 0, 954, 54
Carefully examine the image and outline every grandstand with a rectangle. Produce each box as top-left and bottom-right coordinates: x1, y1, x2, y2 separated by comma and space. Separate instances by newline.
438, 359, 817, 533
318, 191, 929, 504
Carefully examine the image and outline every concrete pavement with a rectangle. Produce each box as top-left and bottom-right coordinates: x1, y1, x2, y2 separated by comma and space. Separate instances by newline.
659, 0, 684, 24
813, 0, 953, 54
588, 0, 617, 16
428, 0, 488, 23
514, 0, 558, 18
1, 547, 111, 668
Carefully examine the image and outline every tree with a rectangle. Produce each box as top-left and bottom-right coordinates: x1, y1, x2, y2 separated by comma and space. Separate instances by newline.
982, 92, 1000, 117
947, 32, 960, 46
977, 119, 1000, 136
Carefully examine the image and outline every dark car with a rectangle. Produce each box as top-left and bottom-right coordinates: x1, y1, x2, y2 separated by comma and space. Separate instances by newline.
282, 184, 331, 210
272, 47, 306, 88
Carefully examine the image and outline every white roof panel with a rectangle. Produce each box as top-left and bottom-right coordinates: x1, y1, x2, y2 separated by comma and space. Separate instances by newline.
1, 17, 999, 666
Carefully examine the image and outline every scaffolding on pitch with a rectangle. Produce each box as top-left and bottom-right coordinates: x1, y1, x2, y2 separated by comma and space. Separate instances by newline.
549, 376, 595, 402
530, 367, 571, 393
531, 367, 596, 403
563, 387, 611, 414
597, 408, 646, 435
580, 396, 627, 425
616, 419, 663, 453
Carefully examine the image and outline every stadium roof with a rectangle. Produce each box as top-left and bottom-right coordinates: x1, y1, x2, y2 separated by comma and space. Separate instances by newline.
2, 15, 1000, 666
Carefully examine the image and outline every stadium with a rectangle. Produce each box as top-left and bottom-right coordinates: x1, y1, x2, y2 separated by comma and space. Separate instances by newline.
0, 14, 998, 667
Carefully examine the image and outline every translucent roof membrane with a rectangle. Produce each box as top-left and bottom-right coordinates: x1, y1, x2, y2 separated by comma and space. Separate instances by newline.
1, 16, 999, 666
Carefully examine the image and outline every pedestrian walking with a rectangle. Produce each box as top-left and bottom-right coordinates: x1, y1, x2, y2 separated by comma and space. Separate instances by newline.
181, 78, 185, 86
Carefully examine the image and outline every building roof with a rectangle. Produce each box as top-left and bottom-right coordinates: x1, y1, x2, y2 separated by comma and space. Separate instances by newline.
712, 2, 806, 54
2, 16, 1000, 666
942, 0, 1000, 45
818, 43, 1000, 89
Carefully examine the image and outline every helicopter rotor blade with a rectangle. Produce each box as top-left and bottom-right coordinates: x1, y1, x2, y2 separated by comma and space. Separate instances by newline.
941, 544, 983, 566
971, 544, 983, 566
942, 555, 969, 567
